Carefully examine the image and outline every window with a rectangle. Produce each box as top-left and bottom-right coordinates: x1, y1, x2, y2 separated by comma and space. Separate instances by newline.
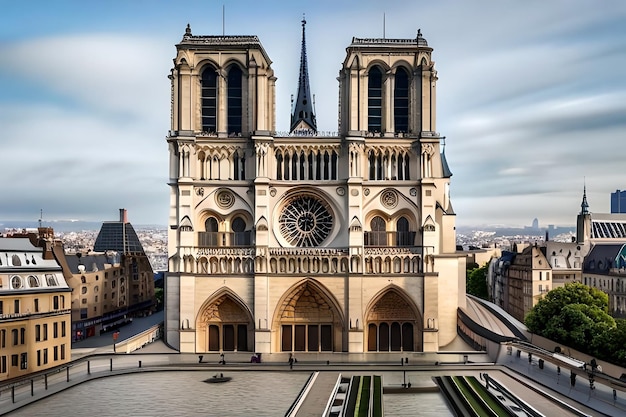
53, 296, 59, 310
11, 329, 18, 346
61, 344, 66, 360
0, 329, 5, 348
112, 280, 116, 289
14, 299, 19, 314
61, 295, 65, 308
394, 67, 409, 132
20, 328, 25, 344
81, 276, 86, 284
0, 356, 6, 373
80, 309, 87, 319
368, 66, 383, 133
43, 324, 48, 341
227, 65, 243, 135
28, 275, 40, 288
20, 353, 27, 370
81, 298, 87, 305
11, 275, 22, 289
34, 298, 39, 312
54, 322, 58, 338
81, 286, 88, 294
43, 348, 48, 365
37, 350, 41, 366
46, 274, 58, 286
396, 217, 412, 246
201, 65, 218, 133
367, 216, 387, 246
54, 346, 58, 361
0, 300, 3, 314
36, 325, 41, 342
11, 354, 18, 367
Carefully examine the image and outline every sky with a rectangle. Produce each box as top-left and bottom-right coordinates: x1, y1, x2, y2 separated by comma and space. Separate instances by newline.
1, 0, 625, 228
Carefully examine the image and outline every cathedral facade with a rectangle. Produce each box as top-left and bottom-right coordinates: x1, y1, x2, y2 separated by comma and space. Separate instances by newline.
165, 21, 465, 354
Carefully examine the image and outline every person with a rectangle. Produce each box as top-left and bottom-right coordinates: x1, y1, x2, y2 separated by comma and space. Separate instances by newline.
288, 353, 294, 369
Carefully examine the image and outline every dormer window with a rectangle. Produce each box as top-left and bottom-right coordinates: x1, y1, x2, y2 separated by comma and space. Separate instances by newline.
11, 276, 22, 289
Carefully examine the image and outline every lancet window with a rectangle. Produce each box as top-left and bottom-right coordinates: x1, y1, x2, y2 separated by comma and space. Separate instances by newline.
394, 67, 409, 133
201, 66, 218, 133
368, 66, 383, 133
367, 148, 410, 180
227, 65, 243, 136
275, 148, 338, 180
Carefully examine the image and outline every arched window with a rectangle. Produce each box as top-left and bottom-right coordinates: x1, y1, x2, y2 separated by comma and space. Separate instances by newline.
396, 217, 412, 246
368, 66, 383, 133
369, 216, 386, 246
201, 65, 218, 133
204, 217, 219, 247
227, 65, 243, 135
232, 216, 249, 246
394, 67, 409, 133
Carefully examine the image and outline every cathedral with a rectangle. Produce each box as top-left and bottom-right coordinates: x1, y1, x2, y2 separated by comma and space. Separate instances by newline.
165, 20, 465, 354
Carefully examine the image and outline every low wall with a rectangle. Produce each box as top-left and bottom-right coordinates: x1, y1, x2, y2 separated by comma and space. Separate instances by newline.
529, 333, 626, 379
115, 323, 162, 354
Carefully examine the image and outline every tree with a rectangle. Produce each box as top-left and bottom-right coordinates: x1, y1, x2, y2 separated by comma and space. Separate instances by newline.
525, 283, 615, 352
466, 263, 489, 300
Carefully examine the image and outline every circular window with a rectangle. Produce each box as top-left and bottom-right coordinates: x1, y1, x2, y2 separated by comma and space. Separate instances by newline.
279, 194, 333, 247
11, 276, 22, 289
27, 275, 40, 288
81, 287, 88, 294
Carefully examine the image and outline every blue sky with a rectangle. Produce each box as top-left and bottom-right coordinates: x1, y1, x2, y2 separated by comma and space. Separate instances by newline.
1, 1, 625, 227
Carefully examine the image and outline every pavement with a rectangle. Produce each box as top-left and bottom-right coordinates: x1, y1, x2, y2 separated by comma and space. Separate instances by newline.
2, 312, 625, 416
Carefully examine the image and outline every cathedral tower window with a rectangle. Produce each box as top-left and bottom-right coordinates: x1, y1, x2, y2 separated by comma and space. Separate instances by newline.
227, 65, 243, 135
203, 217, 219, 247
396, 216, 414, 247
394, 67, 409, 133
201, 66, 218, 133
366, 216, 387, 246
368, 66, 383, 133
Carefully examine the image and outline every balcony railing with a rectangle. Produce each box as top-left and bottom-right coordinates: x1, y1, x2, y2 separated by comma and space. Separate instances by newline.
198, 231, 252, 247
364, 231, 417, 247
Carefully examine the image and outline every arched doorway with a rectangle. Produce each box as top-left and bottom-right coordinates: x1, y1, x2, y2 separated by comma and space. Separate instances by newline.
365, 288, 421, 352
196, 291, 253, 352
273, 280, 344, 352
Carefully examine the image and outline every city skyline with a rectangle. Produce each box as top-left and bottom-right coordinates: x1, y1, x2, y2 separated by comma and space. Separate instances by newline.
1, 1, 625, 227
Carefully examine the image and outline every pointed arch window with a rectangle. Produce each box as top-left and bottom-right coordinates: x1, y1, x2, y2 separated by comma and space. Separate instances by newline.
396, 216, 414, 247
368, 66, 383, 133
203, 217, 219, 246
394, 67, 409, 133
227, 65, 243, 135
367, 216, 387, 246
201, 66, 218, 133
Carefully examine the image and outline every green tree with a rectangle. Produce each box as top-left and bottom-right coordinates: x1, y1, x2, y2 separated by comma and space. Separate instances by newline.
466, 263, 489, 300
525, 283, 615, 352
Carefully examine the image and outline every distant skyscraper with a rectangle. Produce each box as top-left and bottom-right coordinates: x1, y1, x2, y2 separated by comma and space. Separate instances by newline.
611, 190, 626, 213
531, 218, 539, 229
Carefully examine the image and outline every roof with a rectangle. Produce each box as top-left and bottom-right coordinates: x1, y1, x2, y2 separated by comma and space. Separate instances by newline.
0, 237, 69, 293
349, 29, 429, 49
176, 24, 272, 66
93, 222, 145, 254
64, 252, 121, 274
583, 243, 625, 274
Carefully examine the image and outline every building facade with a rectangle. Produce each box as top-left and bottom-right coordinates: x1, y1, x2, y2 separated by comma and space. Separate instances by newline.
165, 23, 465, 354
54, 209, 156, 340
0, 236, 71, 381
611, 189, 626, 214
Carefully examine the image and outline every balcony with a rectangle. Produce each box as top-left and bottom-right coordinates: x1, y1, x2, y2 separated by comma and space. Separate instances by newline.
364, 231, 417, 247
198, 231, 252, 247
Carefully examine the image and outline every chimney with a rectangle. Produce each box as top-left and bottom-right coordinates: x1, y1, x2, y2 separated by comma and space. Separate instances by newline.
119, 208, 128, 224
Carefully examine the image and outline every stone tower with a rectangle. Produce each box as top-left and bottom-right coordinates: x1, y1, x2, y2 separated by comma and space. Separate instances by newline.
165, 23, 465, 355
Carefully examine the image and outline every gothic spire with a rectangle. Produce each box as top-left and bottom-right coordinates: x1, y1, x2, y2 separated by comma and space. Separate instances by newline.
290, 16, 317, 134
580, 182, 589, 215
